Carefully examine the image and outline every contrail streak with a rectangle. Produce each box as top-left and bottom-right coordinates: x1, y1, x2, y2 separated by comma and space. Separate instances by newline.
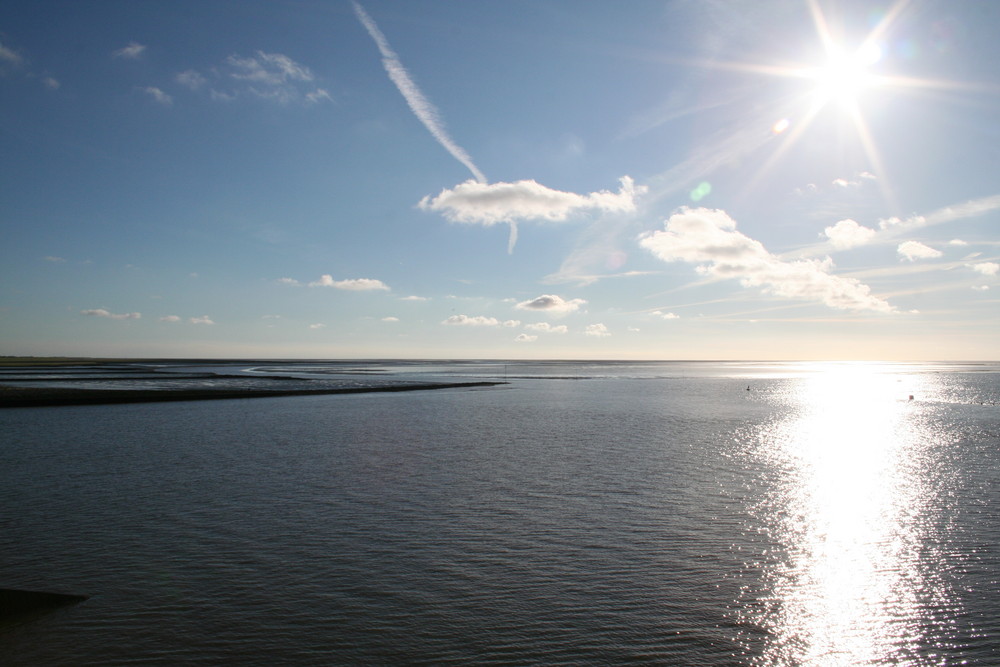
353, 2, 487, 184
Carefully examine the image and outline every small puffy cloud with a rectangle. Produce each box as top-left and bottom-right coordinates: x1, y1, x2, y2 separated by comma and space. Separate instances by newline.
400, 295, 428, 301
189, 315, 214, 325
42, 77, 60, 90
141, 86, 172, 105
652, 311, 680, 320
585, 323, 610, 337
515, 333, 538, 343
277, 277, 301, 286
442, 315, 498, 326
175, 69, 207, 90
382, 316, 399, 322
419, 176, 645, 251
159, 315, 181, 322
970, 262, 999, 276
82, 309, 141, 320
972, 285, 989, 291
420, 176, 643, 225
832, 178, 850, 188
525, 322, 568, 333
640, 207, 895, 313
897, 241, 942, 261
515, 294, 587, 314
309, 323, 325, 329
309, 275, 389, 291
113, 42, 146, 59
823, 219, 876, 249
502, 319, 521, 328
43, 255, 66, 263
948, 239, 968, 246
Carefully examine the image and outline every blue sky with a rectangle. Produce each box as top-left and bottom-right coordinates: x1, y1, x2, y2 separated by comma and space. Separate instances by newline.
2, 0, 998, 360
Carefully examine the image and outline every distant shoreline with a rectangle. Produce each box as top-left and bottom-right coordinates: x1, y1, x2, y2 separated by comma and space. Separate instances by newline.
0, 382, 507, 408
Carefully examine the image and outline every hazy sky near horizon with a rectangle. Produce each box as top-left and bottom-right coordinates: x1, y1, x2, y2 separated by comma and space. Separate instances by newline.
2, 0, 998, 360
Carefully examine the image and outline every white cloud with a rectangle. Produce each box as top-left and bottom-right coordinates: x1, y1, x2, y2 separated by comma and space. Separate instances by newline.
308, 275, 389, 291
305, 88, 333, 104
970, 262, 999, 276
382, 316, 399, 322
309, 323, 325, 329
189, 315, 214, 325
278, 277, 301, 286
42, 77, 60, 90
141, 86, 172, 105
400, 295, 428, 301
442, 315, 498, 326
502, 319, 521, 328
113, 42, 146, 59
352, 1, 486, 184
652, 311, 680, 320
972, 285, 989, 291
640, 207, 896, 313
176, 69, 207, 90
514, 333, 538, 343
81, 309, 141, 320
823, 219, 876, 249
43, 255, 66, 263
159, 315, 181, 322
419, 176, 645, 252
0, 40, 23, 66
585, 323, 611, 337
227, 51, 313, 85
515, 294, 587, 314
897, 241, 942, 261
524, 322, 568, 333
948, 239, 968, 246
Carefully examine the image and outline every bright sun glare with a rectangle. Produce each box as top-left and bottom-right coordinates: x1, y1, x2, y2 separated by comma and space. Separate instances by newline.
810, 43, 883, 107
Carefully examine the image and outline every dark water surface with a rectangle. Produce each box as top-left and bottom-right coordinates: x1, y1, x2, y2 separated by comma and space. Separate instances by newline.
2, 361, 998, 664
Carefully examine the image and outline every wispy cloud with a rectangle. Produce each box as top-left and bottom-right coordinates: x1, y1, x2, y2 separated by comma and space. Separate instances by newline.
81, 308, 141, 320
524, 322, 568, 333
515, 333, 538, 343
113, 42, 146, 59
515, 294, 587, 314
640, 207, 896, 313
652, 311, 680, 320
159, 315, 181, 322
141, 86, 172, 105
419, 177, 645, 252
442, 314, 499, 326
353, 1, 486, 184
381, 316, 400, 322
175, 69, 206, 90
189, 315, 214, 325
42, 77, 60, 90
308, 275, 389, 291
400, 295, 429, 301
43, 255, 66, 263
897, 241, 942, 261
0, 40, 23, 67
177, 51, 329, 105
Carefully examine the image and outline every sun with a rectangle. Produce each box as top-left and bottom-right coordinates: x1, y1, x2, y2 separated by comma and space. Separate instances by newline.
809, 42, 883, 108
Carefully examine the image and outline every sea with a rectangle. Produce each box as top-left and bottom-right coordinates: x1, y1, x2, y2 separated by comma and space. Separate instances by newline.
1, 360, 998, 665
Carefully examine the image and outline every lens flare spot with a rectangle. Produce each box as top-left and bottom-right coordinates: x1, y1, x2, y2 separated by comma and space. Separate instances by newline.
690, 181, 712, 202
772, 118, 791, 134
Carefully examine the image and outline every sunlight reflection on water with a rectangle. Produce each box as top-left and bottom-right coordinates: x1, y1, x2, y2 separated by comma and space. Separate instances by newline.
742, 363, 962, 665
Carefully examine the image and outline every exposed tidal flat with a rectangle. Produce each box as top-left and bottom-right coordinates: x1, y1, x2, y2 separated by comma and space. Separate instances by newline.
1, 360, 999, 664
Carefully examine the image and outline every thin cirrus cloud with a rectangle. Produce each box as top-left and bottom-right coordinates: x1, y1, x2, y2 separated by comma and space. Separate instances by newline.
175, 51, 330, 105
897, 241, 943, 262
352, 1, 486, 184
515, 294, 587, 314
159, 315, 181, 322
189, 315, 214, 325
141, 86, 172, 105
113, 42, 146, 59
640, 207, 896, 313
81, 309, 141, 320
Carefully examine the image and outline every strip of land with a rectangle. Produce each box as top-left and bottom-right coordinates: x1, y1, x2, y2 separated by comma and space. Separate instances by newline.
0, 382, 506, 408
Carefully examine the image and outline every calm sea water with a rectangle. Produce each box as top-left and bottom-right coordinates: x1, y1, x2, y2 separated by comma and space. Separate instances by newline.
2, 361, 998, 665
